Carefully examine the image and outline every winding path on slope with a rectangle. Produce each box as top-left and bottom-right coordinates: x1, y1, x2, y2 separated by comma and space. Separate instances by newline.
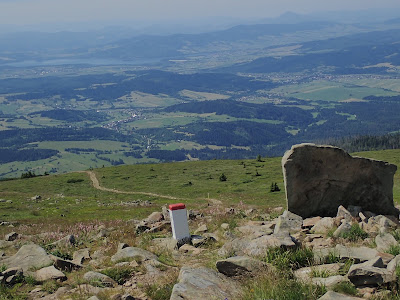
82, 170, 222, 204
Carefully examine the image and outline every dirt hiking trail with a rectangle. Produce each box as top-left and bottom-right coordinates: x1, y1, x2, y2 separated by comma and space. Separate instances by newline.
82, 170, 222, 204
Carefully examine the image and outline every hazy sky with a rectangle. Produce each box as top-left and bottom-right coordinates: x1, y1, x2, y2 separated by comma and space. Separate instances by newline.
1, 0, 400, 26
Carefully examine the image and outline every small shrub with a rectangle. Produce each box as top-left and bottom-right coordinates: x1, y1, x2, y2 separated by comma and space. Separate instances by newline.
322, 251, 340, 264
100, 266, 134, 285
0, 265, 7, 272
332, 281, 358, 296
242, 272, 326, 300
145, 282, 175, 300
392, 229, 400, 242
157, 252, 176, 267
339, 223, 368, 242
265, 247, 314, 270
310, 269, 334, 278
50, 249, 73, 260
42, 280, 60, 294
387, 244, 400, 256
219, 173, 227, 182
0, 283, 27, 299
24, 275, 38, 286
269, 182, 281, 192
339, 259, 355, 275
67, 178, 84, 184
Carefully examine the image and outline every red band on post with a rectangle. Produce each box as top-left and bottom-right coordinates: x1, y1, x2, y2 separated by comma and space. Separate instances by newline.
169, 203, 186, 211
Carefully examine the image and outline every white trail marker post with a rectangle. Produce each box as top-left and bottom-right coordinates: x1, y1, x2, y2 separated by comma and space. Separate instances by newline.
169, 203, 190, 242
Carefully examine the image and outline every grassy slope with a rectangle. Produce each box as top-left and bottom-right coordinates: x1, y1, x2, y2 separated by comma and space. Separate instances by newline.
0, 149, 399, 224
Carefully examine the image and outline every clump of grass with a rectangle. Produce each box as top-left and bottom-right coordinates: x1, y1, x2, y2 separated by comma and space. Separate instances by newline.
310, 269, 334, 278
24, 275, 38, 286
100, 266, 135, 285
339, 223, 368, 242
339, 259, 355, 275
242, 272, 326, 300
332, 281, 358, 296
144, 282, 176, 300
321, 251, 340, 264
0, 283, 28, 300
387, 244, 400, 256
326, 226, 338, 238
157, 252, 176, 267
392, 229, 400, 242
265, 247, 314, 270
0, 265, 7, 272
50, 249, 73, 260
42, 280, 60, 294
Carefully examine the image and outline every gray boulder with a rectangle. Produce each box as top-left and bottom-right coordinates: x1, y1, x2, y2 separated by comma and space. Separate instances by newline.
387, 254, 400, 272
83, 271, 116, 287
375, 232, 398, 252
170, 266, 239, 300
35, 266, 66, 282
335, 245, 380, 263
274, 210, 303, 234
333, 221, 352, 238
51, 256, 83, 272
216, 256, 267, 276
111, 247, 157, 263
72, 248, 91, 264
348, 260, 396, 286
282, 144, 398, 218
1, 244, 52, 273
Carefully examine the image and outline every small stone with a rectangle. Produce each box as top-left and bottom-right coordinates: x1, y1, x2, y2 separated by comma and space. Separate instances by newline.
337, 206, 352, 222
221, 223, 229, 230
375, 232, 398, 252
194, 224, 208, 234
4, 232, 18, 241
50, 234, 75, 246
146, 212, 164, 223
118, 243, 129, 251
52, 256, 83, 272
72, 248, 91, 264
333, 221, 352, 237
312, 217, 335, 234
302, 217, 322, 229
179, 244, 204, 255
318, 291, 361, 299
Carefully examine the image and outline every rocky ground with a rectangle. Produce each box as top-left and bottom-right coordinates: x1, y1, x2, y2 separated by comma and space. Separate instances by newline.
2, 203, 400, 299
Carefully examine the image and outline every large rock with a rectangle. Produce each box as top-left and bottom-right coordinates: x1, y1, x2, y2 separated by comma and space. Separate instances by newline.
282, 144, 398, 218
0, 244, 52, 273
348, 260, 396, 286
170, 266, 239, 300
35, 266, 67, 282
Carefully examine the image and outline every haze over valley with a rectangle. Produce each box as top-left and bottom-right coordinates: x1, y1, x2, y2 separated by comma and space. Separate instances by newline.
1, 4, 400, 178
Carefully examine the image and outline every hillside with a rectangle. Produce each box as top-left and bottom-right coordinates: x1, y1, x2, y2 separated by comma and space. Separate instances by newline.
0, 149, 399, 224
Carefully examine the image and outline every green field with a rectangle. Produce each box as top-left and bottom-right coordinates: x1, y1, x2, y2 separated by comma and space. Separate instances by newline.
0, 149, 399, 225
271, 80, 400, 102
